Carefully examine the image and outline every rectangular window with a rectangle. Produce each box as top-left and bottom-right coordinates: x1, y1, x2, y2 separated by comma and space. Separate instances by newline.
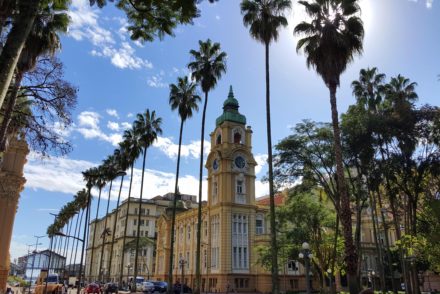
236, 180, 243, 194
232, 214, 249, 270
132, 230, 136, 236
186, 252, 190, 269
134, 208, 137, 214
133, 219, 137, 226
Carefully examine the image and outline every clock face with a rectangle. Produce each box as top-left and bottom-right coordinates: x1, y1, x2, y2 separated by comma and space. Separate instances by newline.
234, 156, 246, 169
213, 159, 219, 171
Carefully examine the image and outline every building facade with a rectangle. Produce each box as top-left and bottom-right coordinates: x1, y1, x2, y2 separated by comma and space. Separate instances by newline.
85, 193, 197, 283
18, 250, 66, 284
154, 87, 309, 293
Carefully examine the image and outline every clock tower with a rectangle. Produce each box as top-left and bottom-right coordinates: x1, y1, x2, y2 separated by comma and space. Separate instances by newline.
206, 86, 257, 207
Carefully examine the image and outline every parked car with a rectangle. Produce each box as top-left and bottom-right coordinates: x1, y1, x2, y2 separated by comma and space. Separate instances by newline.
85, 283, 101, 294
152, 281, 167, 293
142, 281, 155, 293
103, 283, 118, 294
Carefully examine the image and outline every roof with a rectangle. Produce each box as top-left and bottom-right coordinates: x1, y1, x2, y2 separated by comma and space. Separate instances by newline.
256, 193, 286, 206
215, 86, 246, 126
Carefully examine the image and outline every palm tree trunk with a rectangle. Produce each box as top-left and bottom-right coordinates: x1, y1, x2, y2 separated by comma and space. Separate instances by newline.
108, 175, 125, 282
328, 83, 359, 293
78, 185, 92, 294
168, 118, 185, 294
90, 187, 103, 280
99, 180, 113, 282
68, 210, 81, 275
120, 165, 135, 285
330, 214, 339, 294
369, 191, 386, 292
0, 0, 40, 110
265, 41, 279, 294
72, 209, 84, 277
0, 70, 23, 152
194, 91, 208, 294
134, 148, 147, 291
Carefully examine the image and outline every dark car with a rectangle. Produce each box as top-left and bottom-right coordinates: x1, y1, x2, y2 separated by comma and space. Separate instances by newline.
173, 283, 192, 294
104, 283, 118, 294
85, 283, 101, 294
153, 281, 167, 293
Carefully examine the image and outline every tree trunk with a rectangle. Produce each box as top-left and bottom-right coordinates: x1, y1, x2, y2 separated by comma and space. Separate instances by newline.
330, 214, 339, 294
265, 41, 279, 294
355, 198, 363, 288
134, 148, 147, 291
90, 187, 103, 280
120, 165, 135, 285
0, 0, 40, 110
99, 179, 113, 282
168, 118, 185, 294
194, 91, 208, 294
72, 209, 84, 277
370, 191, 386, 293
108, 175, 125, 282
78, 184, 93, 294
328, 83, 359, 293
0, 70, 23, 152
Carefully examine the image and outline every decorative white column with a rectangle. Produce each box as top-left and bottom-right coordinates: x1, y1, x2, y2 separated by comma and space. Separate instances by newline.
0, 137, 29, 294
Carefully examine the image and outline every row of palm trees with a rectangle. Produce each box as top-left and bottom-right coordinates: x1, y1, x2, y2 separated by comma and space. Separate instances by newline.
45, 0, 366, 293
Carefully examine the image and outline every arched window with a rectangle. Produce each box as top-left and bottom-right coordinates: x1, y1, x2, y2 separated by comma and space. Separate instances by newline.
234, 132, 241, 144
216, 134, 222, 145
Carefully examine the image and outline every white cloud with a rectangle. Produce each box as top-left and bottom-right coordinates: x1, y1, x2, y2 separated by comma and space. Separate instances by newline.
75, 111, 123, 146
215, 15, 221, 20
121, 122, 132, 130
153, 137, 211, 159
127, 113, 134, 118
68, 0, 153, 70
254, 154, 268, 175
25, 152, 94, 194
23, 153, 208, 202
255, 180, 269, 197
147, 75, 168, 88
407, 0, 435, 7
106, 109, 119, 118
107, 121, 120, 131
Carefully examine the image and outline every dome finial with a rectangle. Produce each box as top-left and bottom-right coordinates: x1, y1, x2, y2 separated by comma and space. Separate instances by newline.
228, 85, 234, 98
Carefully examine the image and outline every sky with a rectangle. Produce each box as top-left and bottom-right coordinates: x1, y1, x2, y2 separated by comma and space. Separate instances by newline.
9, 0, 440, 262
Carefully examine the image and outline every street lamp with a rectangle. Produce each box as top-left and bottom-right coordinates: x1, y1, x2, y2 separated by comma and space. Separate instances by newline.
327, 268, 333, 293
28, 235, 44, 294
298, 242, 312, 294
179, 258, 187, 294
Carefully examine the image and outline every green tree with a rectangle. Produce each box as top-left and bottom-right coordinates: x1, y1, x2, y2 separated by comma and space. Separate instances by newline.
132, 109, 162, 291
187, 39, 226, 294
0, 5, 69, 151
240, 1, 291, 291
168, 75, 201, 290
0, 0, 69, 113
294, 0, 364, 291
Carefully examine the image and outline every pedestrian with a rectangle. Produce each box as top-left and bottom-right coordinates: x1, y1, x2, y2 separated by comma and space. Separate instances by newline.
226, 281, 230, 294
6, 287, 14, 294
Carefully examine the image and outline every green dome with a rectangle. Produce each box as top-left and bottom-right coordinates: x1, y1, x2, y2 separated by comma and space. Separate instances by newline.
216, 86, 246, 126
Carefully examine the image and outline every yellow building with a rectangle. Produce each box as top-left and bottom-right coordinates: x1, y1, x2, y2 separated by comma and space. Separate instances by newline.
154, 87, 308, 293
85, 193, 197, 283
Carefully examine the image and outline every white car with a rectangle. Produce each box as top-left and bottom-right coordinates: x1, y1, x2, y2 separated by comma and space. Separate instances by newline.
142, 282, 154, 293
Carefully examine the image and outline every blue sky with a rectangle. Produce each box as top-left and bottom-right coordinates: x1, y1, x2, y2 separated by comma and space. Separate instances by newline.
10, 0, 440, 261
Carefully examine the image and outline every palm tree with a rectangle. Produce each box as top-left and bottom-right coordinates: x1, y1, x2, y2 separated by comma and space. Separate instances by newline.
168, 75, 201, 290
78, 167, 99, 294
89, 167, 107, 280
98, 155, 118, 282
132, 109, 162, 291
187, 39, 227, 294
240, 2, 290, 292
119, 128, 143, 285
0, 6, 69, 150
108, 147, 128, 282
294, 0, 364, 292
351, 67, 386, 113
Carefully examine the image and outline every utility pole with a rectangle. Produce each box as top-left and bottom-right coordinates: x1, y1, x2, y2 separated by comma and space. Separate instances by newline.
28, 236, 44, 294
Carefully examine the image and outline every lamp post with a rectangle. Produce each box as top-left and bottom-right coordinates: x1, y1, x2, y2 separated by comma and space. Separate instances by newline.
179, 258, 187, 294
298, 242, 312, 294
372, 270, 376, 290
28, 236, 44, 294
126, 264, 132, 290
327, 268, 333, 293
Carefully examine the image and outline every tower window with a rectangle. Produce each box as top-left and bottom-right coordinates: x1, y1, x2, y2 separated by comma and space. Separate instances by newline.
236, 180, 243, 194
216, 134, 222, 145
234, 132, 242, 144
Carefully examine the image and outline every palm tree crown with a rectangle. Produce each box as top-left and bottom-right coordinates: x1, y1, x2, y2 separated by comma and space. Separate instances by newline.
134, 109, 163, 149
169, 76, 201, 121
294, 0, 364, 87
351, 67, 386, 112
241, 0, 291, 45
188, 39, 227, 93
